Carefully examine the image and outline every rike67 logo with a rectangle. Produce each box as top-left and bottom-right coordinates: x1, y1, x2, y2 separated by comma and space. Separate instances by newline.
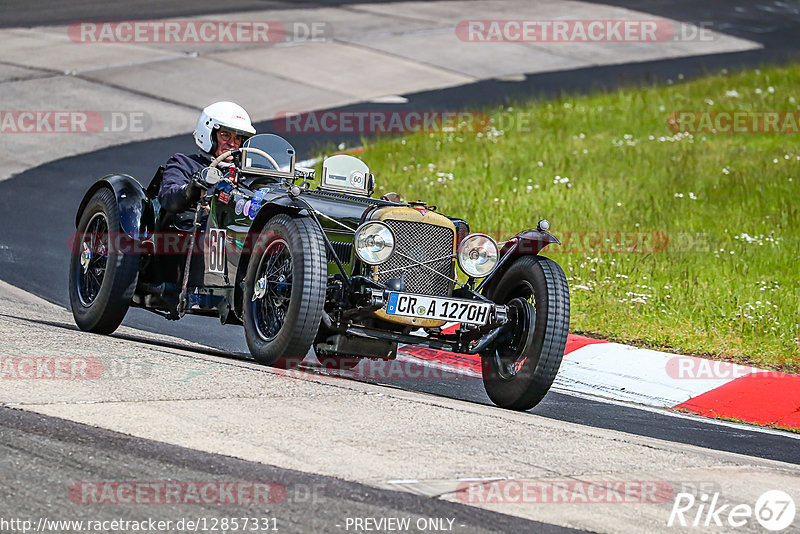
668, 490, 796, 531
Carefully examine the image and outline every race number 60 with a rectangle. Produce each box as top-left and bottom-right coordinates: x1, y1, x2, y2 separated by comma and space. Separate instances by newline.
207, 228, 227, 273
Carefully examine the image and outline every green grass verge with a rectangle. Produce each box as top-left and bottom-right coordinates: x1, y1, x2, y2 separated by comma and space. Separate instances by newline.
320, 64, 800, 370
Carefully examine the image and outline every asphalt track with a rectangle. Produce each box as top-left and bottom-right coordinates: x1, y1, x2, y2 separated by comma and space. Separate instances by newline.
0, 0, 415, 29
0, 407, 579, 534
1, 0, 800, 506
3, 122, 800, 463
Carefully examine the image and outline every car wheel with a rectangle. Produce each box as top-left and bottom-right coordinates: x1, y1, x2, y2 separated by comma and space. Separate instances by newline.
481, 255, 570, 411
69, 187, 139, 334
244, 214, 326, 368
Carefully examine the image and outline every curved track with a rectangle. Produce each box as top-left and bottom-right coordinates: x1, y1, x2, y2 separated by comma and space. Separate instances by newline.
1, 98, 799, 467
2, 2, 800, 532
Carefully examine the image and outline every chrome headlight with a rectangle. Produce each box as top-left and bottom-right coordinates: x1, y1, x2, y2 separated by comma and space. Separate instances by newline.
457, 233, 499, 278
354, 221, 395, 265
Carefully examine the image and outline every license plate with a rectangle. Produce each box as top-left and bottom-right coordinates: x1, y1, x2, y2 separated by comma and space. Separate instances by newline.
385, 292, 493, 325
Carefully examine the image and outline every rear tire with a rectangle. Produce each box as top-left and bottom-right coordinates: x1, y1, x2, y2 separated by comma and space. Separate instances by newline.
69, 187, 139, 334
481, 255, 570, 411
243, 214, 326, 368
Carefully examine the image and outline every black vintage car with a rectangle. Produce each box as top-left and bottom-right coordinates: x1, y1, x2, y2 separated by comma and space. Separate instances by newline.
69, 134, 570, 410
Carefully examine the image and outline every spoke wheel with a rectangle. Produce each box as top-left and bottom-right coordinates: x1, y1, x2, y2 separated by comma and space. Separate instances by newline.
243, 214, 326, 368
76, 212, 109, 306
69, 187, 139, 334
252, 238, 292, 342
481, 255, 570, 411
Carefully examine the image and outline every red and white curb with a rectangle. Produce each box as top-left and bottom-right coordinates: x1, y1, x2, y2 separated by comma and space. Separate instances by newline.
397, 326, 800, 430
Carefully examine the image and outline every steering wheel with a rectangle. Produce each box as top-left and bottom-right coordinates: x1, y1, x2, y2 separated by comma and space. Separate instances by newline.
210, 147, 281, 170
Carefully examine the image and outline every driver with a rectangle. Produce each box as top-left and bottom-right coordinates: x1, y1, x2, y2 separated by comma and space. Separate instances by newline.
159, 101, 256, 213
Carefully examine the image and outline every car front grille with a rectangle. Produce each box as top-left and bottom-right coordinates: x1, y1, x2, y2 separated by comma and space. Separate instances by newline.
375, 220, 455, 296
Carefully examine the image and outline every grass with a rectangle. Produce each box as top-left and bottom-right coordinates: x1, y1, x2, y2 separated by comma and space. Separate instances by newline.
316, 64, 800, 370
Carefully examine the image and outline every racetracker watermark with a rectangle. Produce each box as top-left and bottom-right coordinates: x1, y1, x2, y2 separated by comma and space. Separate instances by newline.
457, 480, 674, 504
69, 232, 216, 256
502, 231, 712, 254
68, 21, 331, 43
456, 20, 714, 42
666, 357, 799, 380
67, 230, 714, 258
1, 518, 279, 533
0, 111, 150, 134
309, 356, 479, 380
0, 356, 152, 380
69, 482, 287, 505
0, 357, 103, 380
274, 110, 494, 134
667, 111, 800, 134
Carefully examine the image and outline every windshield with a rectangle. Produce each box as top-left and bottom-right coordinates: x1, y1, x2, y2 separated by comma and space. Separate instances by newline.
242, 134, 295, 173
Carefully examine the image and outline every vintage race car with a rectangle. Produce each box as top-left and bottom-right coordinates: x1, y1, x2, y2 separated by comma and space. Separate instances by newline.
69, 134, 570, 410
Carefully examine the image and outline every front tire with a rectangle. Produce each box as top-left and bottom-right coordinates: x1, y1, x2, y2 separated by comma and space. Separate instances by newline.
481, 255, 570, 410
69, 187, 139, 334
243, 214, 326, 368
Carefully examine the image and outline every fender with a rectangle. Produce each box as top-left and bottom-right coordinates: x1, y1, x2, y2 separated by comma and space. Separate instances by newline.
478, 228, 561, 296
75, 174, 154, 241
232, 197, 303, 319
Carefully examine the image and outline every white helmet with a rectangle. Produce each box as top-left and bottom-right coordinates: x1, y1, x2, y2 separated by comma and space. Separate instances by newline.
193, 101, 256, 153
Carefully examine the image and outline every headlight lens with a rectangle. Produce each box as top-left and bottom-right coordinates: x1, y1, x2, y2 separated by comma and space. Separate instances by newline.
354, 221, 395, 265
457, 233, 499, 278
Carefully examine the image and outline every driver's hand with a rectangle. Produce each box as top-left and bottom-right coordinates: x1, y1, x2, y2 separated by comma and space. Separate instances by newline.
182, 179, 203, 205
